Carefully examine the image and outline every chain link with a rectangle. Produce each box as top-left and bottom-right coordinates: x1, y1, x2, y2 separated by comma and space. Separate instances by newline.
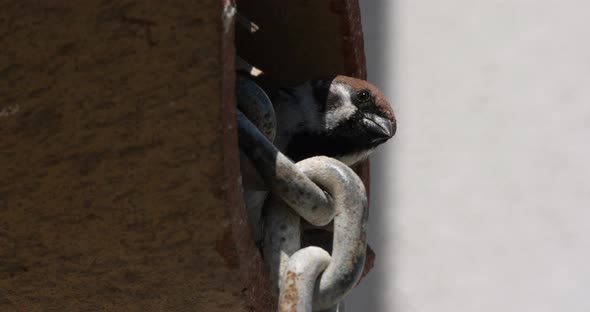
237, 77, 368, 311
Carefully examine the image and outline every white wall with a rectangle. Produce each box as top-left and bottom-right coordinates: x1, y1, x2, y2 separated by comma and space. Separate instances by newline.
348, 1, 590, 311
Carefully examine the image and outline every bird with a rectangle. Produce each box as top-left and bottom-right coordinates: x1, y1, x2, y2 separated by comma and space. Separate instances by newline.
271, 75, 396, 166
237, 75, 396, 243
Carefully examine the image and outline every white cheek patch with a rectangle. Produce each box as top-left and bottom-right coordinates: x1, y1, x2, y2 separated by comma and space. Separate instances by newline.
324, 83, 357, 129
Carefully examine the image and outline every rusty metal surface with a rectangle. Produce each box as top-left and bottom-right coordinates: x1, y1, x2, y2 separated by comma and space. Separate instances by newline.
0, 1, 372, 311
0, 1, 249, 311
279, 247, 331, 312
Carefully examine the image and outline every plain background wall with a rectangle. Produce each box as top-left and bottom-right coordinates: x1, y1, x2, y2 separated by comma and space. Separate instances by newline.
348, 1, 590, 311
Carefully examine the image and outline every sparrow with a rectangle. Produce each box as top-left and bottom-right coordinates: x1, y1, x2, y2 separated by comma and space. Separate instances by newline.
238, 75, 396, 243
271, 75, 396, 165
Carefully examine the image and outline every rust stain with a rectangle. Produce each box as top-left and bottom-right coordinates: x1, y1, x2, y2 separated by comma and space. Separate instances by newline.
214, 229, 240, 269
279, 270, 301, 312
358, 244, 375, 285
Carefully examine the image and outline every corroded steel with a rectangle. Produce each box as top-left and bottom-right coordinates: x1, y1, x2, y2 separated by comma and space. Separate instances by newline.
279, 247, 331, 312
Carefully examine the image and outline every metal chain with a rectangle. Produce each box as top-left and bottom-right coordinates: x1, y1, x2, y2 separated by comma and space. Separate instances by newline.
237, 77, 368, 312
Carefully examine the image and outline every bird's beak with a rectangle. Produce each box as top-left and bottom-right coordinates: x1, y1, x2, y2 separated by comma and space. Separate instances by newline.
362, 114, 395, 143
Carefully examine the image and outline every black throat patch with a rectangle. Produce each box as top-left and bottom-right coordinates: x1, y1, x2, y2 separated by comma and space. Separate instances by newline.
284, 129, 378, 163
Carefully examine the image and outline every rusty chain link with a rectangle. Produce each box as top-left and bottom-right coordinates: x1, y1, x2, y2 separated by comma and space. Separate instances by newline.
237, 77, 368, 311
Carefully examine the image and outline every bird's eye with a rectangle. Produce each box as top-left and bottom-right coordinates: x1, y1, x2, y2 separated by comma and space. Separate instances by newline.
356, 90, 372, 103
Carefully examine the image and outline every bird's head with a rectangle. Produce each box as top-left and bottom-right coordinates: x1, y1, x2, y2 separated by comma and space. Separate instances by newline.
273, 75, 396, 165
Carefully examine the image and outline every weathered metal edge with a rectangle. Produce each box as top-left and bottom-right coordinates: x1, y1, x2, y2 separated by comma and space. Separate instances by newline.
219, 0, 277, 311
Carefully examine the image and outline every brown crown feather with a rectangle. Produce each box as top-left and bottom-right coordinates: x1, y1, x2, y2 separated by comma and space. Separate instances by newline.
334, 75, 396, 124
